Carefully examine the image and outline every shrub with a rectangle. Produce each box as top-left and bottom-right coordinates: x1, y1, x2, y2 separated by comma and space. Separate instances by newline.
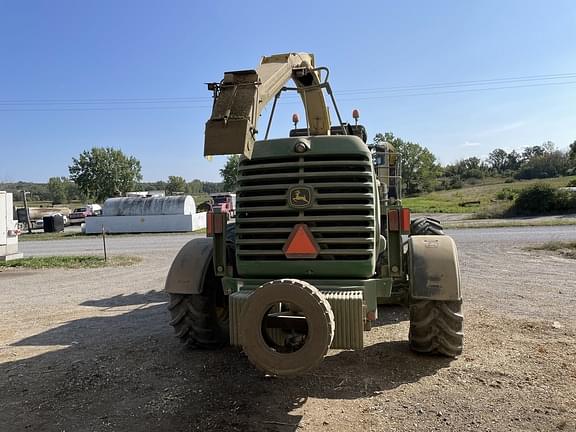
504, 178, 515, 183
513, 184, 576, 214
462, 168, 484, 179
496, 188, 517, 201
450, 178, 463, 189
467, 178, 481, 185
568, 179, 576, 187
555, 189, 576, 211
439, 176, 463, 190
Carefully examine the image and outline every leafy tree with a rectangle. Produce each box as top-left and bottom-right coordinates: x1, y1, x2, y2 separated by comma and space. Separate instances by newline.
138, 181, 167, 193
515, 151, 571, 179
0, 181, 50, 201
47, 177, 68, 204
220, 155, 240, 192
166, 176, 187, 195
542, 141, 556, 154
522, 145, 545, 161
446, 157, 485, 179
374, 132, 441, 195
569, 140, 576, 161
65, 181, 83, 201
186, 179, 204, 194
201, 181, 226, 194
463, 157, 481, 171
506, 150, 522, 171
69, 147, 142, 202
488, 148, 508, 173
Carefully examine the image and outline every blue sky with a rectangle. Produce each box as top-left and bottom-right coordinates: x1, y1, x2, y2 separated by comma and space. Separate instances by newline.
1, 0, 575, 182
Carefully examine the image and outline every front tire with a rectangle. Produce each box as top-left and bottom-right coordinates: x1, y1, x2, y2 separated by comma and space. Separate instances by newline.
409, 299, 463, 357
168, 266, 229, 349
410, 216, 444, 236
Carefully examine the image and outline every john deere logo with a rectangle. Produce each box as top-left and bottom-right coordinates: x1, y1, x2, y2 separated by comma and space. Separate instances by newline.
288, 186, 313, 209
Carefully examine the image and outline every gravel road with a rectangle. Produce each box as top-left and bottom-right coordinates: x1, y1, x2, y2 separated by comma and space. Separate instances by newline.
1, 226, 575, 431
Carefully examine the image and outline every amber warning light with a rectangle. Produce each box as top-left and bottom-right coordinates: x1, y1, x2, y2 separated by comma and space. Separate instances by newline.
283, 224, 320, 259
352, 109, 360, 125
292, 113, 300, 128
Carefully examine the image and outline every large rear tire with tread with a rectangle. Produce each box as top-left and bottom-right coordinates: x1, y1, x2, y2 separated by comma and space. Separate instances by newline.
409, 299, 463, 357
410, 216, 444, 236
168, 266, 229, 349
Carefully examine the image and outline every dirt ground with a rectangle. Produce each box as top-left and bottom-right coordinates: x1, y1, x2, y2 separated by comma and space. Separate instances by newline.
1, 227, 575, 432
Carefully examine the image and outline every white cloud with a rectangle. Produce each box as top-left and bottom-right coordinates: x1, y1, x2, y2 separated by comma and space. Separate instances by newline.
462, 141, 481, 147
478, 121, 526, 137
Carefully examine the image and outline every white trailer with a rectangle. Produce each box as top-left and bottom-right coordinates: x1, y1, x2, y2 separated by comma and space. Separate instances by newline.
84, 195, 206, 234
0, 191, 23, 261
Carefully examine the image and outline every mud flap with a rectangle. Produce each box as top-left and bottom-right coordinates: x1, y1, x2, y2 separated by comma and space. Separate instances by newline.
164, 238, 213, 295
407, 235, 461, 301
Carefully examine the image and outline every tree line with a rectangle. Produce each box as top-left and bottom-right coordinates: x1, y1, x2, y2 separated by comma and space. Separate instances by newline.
0, 177, 226, 204
219, 133, 576, 196
1, 147, 226, 204
374, 133, 576, 195
3, 137, 575, 204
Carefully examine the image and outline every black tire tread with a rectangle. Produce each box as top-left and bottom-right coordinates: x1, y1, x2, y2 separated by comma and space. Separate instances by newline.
409, 300, 463, 357
167, 225, 234, 350
168, 292, 229, 349
410, 217, 444, 236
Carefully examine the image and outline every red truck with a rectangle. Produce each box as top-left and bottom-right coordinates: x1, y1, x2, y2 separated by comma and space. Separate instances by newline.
69, 204, 102, 224
210, 193, 236, 217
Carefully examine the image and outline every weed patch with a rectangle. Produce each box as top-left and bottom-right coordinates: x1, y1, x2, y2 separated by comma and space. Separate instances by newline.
524, 241, 576, 259
0, 255, 141, 269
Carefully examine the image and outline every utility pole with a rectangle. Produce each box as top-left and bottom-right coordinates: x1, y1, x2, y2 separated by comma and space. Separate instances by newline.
21, 191, 32, 234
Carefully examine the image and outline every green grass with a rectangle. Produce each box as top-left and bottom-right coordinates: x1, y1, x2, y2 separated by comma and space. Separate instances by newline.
18, 231, 86, 242
0, 255, 142, 269
19, 230, 205, 242
403, 175, 576, 215
524, 241, 576, 259
403, 195, 476, 213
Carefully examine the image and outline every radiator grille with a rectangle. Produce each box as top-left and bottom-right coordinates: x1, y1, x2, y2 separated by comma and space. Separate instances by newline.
236, 153, 376, 263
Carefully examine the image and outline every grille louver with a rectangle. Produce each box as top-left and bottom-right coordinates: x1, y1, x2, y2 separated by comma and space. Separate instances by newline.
236, 153, 376, 270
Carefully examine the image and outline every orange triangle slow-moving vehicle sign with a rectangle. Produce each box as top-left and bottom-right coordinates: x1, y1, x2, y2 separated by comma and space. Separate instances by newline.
283, 224, 320, 259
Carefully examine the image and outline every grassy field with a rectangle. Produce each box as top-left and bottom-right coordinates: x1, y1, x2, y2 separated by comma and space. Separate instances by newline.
403, 175, 576, 215
0, 255, 141, 269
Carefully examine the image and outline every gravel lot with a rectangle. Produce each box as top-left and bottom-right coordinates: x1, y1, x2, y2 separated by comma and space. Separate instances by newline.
1, 227, 575, 431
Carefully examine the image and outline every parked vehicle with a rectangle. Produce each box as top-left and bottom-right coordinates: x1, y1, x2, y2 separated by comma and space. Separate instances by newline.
69, 204, 102, 224
209, 193, 236, 217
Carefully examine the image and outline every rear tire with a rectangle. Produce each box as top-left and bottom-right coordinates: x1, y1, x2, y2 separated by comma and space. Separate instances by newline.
168, 265, 229, 349
410, 217, 444, 236
409, 299, 463, 357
